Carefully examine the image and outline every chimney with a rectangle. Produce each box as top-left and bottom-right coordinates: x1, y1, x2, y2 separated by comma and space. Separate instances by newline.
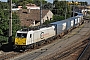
28, 9, 30, 13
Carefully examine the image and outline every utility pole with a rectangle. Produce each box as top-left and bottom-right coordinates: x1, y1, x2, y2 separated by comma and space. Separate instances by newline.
73, 5, 75, 17
40, 0, 42, 26
8, 0, 12, 44
73, 1, 75, 17
65, 1, 67, 19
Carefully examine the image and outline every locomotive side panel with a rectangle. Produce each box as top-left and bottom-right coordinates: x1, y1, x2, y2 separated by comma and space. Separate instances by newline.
26, 31, 34, 45
33, 26, 55, 43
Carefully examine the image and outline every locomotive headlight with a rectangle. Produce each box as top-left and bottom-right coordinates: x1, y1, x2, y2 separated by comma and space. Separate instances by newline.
15, 42, 18, 45
23, 43, 26, 45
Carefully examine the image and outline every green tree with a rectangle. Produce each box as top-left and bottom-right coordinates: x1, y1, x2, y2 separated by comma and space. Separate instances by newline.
0, 1, 8, 9
0, 2, 21, 42
53, 15, 65, 21
33, 0, 47, 6
42, 2, 53, 10
43, 15, 65, 25
12, 12, 21, 40
27, 0, 33, 3
79, 1, 88, 6
53, 1, 71, 19
12, 0, 19, 3
18, 1, 29, 6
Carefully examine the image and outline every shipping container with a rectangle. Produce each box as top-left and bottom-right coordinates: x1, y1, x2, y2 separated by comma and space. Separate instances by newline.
50, 20, 67, 35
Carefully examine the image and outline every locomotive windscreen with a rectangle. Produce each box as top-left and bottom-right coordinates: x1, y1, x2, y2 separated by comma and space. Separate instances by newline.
16, 33, 27, 38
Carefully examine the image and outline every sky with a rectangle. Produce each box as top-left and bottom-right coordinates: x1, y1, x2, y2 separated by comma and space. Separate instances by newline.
0, 0, 7, 2
0, 0, 90, 4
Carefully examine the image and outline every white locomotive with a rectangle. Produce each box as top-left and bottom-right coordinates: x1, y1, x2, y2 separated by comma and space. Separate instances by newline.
15, 25, 55, 49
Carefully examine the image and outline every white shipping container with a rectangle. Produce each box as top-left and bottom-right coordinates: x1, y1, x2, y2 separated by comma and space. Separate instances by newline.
71, 20, 74, 27
62, 23, 66, 30
78, 17, 80, 23
51, 20, 67, 35
66, 19, 71, 30
76, 16, 82, 24
75, 19, 78, 24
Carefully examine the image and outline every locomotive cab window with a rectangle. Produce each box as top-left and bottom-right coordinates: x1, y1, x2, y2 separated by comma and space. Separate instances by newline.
16, 33, 27, 38
30, 34, 32, 38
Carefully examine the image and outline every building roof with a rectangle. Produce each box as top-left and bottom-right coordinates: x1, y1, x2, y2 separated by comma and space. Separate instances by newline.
18, 9, 49, 21
17, 9, 50, 26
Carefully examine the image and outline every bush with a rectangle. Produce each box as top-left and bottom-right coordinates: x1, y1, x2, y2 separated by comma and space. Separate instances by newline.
53, 15, 65, 21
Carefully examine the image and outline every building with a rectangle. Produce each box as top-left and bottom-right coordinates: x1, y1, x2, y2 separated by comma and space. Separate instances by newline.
17, 3, 40, 10
17, 9, 53, 27
86, 5, 90, 11
26, 3, 40, 9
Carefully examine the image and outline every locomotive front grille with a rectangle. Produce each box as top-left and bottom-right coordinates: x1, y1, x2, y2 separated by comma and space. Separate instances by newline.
15, 38, 26, 45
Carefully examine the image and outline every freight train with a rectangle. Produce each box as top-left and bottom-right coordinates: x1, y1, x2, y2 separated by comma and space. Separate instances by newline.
14, 13, 84, 50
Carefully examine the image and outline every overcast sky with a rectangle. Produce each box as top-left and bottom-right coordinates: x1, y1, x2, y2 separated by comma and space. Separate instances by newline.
0, 0, 90, 4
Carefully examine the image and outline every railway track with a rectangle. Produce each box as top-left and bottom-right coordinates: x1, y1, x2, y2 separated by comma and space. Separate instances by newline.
77, 40, 90, 60
35, 32, 90, 60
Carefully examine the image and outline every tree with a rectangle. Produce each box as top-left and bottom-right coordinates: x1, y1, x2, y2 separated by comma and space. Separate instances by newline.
17, 0, 29, 6
0, 2, 8, 9
0, 2, 21, 42
27, 0, 33, 3
53, 15, 65, 21
42, 2, 53, 10
12, 0, 19, 3
12, 12, 21, 40
52, 1, 71, 19
43, 15, 65, 25
79, 1, 88, 6
33, 0, 47, 6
